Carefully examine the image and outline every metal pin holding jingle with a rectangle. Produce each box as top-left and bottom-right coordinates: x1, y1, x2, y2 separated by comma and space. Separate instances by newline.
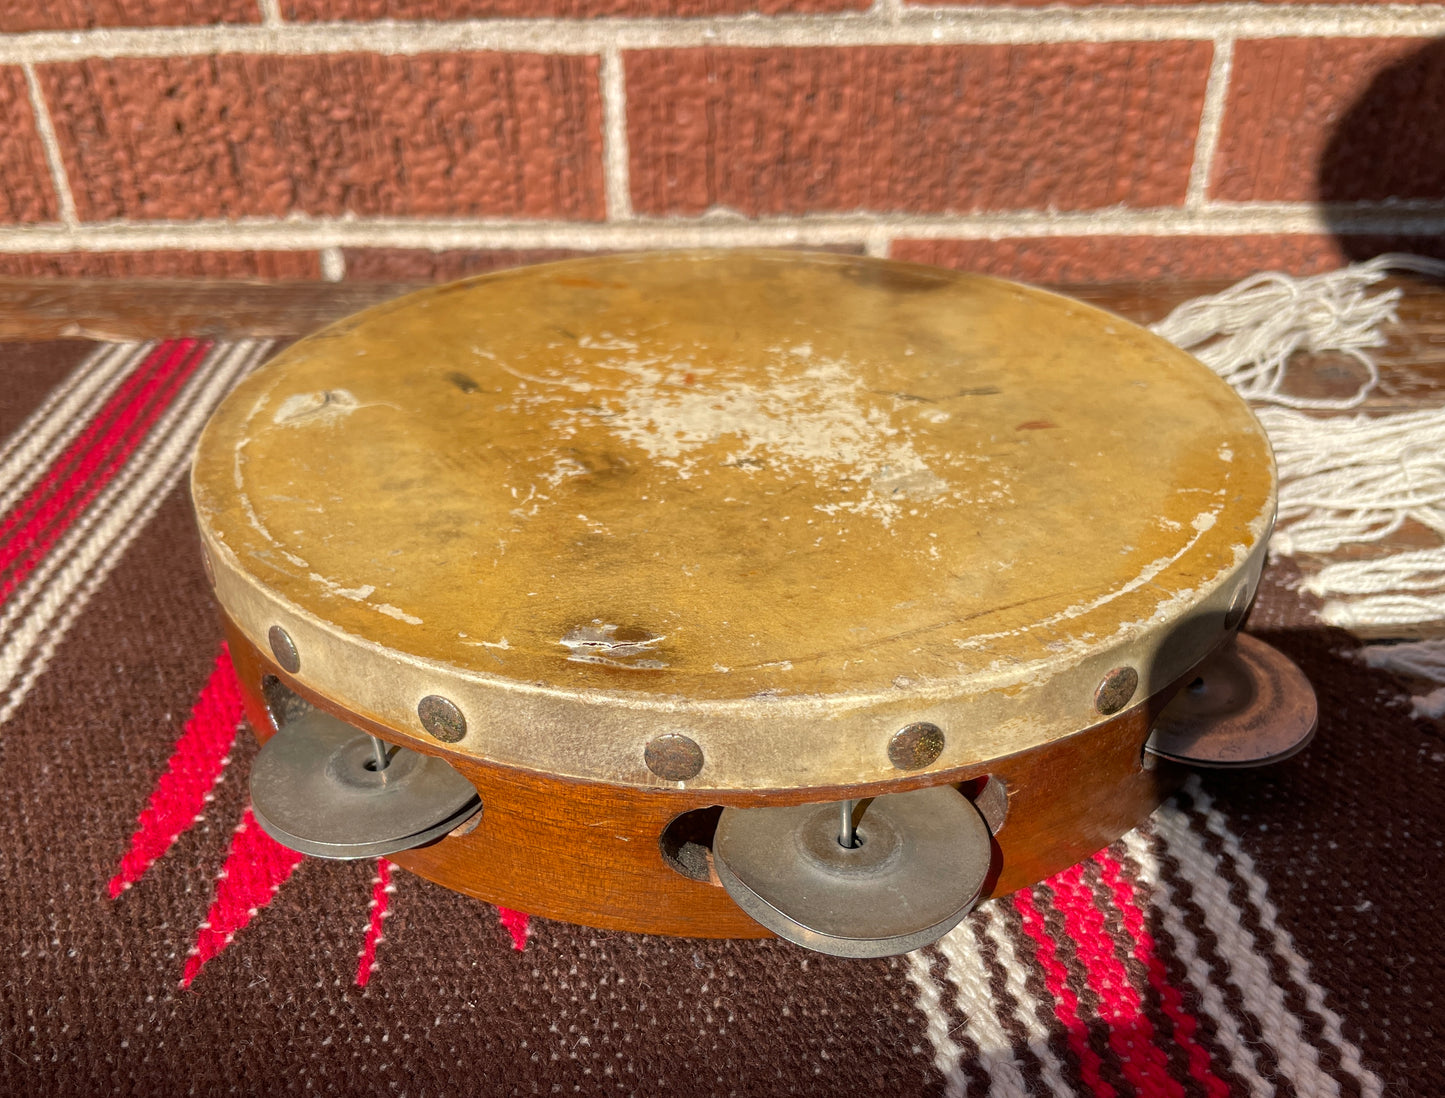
368, 735, 391, 774
839, 799, 858, 849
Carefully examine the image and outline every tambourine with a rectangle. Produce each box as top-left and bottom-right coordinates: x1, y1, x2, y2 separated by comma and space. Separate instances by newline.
190, 251, 1315, 958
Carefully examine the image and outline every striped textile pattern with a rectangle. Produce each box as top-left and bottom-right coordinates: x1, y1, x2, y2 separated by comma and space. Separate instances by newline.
0, 338, 271, 728
904, 787, 1379, 1098
0, 339, 1386, 1095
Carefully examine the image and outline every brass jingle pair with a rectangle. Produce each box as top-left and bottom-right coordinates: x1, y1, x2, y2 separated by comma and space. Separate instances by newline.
249, 628, 1316, 957
714, 630, 1317, 956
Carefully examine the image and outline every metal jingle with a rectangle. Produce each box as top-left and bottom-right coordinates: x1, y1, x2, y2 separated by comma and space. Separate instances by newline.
1145, 632, 1318, 769
712, 785, 992, 958
250, 709, 482, 860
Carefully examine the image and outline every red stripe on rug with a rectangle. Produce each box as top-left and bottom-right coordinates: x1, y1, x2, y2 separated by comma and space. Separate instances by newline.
1051, 860, 1185, 1098
181, 807, 304, 988
498, 907, 530, 951
0, 341, 180, 547
355, 859, 395, 987
109, 645, 245, 898
1014, 887, 1117, 1098
1094, 850, 1233, 1098
0, 340, 208, 591
0, 340, 209, 600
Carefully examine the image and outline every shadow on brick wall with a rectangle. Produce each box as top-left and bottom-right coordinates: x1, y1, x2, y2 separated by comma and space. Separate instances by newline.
1318, 37, 1445, 272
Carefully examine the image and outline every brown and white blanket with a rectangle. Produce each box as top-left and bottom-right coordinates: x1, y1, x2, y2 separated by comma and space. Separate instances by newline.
1, 337, 1436, 1096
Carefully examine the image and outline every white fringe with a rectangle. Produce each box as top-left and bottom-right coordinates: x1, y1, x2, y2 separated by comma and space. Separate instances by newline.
1356, 638, 1445, 717
1304, 548, 1445, 596
1152, 253, 1445, 410
1256, 409, 1445, 558
1153, 254, 1445, 647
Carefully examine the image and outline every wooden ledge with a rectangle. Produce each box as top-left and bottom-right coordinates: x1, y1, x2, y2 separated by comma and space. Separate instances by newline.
4, 272, 1441, 404
0, 275, 1244, 344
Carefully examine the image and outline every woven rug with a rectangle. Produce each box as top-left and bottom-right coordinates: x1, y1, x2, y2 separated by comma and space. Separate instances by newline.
1, 335, 1437, 1096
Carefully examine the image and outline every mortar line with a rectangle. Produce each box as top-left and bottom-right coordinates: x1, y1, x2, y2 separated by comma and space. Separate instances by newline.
1186, 37, 1234, 209
874, 0, 905, 26
3, 204, 1445, 253
319, 246, 345, 281
21, 63, 77, 229
1, 8, 1443, 61
599, 46, 634, 221
257, 0, 283, 25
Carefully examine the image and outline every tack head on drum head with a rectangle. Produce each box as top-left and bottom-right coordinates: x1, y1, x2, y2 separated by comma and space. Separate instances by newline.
712, 786, 993, 957
250, 709, 482, 859
1145, 633, 1318, 768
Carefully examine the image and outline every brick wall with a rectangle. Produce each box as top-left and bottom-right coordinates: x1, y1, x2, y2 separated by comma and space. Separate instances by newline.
1, 2, 1443, 284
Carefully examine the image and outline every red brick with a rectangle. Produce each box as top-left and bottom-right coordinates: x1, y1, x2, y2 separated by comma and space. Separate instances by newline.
0, 251, 322, 279
908, 0, 1403, 6
0, 0, 256, 32
891, 234, 1445, 285
625, 44, 1212, 217
285, 0, 863, 16
1211, 38, 1442, 203
0, 68, 61, 224
41, 54, 604, 222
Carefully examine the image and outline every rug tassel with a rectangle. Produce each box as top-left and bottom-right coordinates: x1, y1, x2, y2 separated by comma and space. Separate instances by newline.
1357, 638, 1445, 718
1155, 255, 1445, 655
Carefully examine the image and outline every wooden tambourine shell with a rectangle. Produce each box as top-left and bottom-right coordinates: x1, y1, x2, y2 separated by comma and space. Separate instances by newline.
193, 251, 1279, 941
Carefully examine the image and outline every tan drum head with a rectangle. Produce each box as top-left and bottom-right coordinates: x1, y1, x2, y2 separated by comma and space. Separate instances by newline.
192, 251, 1274, 791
